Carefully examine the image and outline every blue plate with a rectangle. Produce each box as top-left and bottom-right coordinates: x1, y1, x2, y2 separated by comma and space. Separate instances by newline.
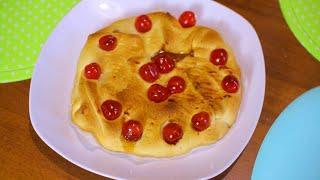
252, 86, 320, 180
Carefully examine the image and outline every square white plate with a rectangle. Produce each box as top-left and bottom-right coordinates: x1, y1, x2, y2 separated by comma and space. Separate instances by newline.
29, 0, 265, 179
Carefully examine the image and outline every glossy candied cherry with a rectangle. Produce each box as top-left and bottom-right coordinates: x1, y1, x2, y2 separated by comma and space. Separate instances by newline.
99, 35, 117, 51
147, 84, 170, 103
84, 63, 101, 80
191, 112, 211, 131
101, 100, 122, 120
139, 62, 160, 82
210, 49, 228, 66
135, 15, 152, 33
179, 11, 196, 28
221, 75, 239, 93
162, 122, 183, 145
122, 120, 143, 141
167, 76, 186, 94
152, 53, 175, 74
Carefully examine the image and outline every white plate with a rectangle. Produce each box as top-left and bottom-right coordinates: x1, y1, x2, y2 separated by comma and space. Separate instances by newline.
29, 0, 265, 179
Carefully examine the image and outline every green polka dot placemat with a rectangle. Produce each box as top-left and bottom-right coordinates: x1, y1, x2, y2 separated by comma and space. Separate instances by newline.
0, 0, 79, 83
280, 0, 320, 61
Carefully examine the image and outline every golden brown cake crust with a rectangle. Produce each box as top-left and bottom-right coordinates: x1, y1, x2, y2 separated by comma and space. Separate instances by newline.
71, 12, 241, 157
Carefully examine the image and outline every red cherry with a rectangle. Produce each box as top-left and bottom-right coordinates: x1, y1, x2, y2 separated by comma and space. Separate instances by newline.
84, 63, 101, 80
101, 100, 122, 120
162, 122, 183, 145
210, 49, 228, 66
167, 76, 186, 94
191, 112, 211, 131
152, 53, 175, 74
122, 120, 143, 141
221, 75, 239, 93
135, 15, 152, 33
179, 11, 196, 28
147, 84, 170, 103
139, 62, 160, 82
99, 35, 117, 51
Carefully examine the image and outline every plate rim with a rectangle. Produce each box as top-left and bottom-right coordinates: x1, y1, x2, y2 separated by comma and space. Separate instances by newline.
29, 0, 266, 179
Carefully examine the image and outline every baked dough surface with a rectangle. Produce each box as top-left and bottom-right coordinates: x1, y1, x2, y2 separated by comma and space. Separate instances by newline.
71, 12, 241, 157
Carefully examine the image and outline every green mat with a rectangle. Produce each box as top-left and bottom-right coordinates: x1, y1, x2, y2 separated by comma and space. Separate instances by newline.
280, 0, 320, 61
0, 0, 79, 83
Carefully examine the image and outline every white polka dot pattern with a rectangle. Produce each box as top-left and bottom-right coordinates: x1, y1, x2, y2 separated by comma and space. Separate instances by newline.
280, 0, 320, 61
0, 0, 79, 83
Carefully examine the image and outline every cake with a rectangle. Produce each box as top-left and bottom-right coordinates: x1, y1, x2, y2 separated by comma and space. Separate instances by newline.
71, 11, 241, 157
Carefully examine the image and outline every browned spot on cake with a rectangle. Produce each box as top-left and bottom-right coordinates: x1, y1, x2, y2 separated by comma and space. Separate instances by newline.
80, 105, 89, 115
124, 110, 130, 116
194, 82, 201, 89
223, 95, 231, 98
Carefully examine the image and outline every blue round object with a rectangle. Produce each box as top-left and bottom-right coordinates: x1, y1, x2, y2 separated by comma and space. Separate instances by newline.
252, 86, 320, 180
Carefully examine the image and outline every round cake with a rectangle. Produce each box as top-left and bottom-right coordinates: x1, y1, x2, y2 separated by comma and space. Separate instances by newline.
71, 11, 241, 157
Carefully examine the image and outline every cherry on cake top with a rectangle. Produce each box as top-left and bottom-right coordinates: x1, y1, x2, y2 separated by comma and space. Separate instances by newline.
192, 111, 211, 131
163, 122, 183, 145
139, 62, 160, 82
222, 75, 239, 93
122, 120, 143, 141
152, 52, 175, 74
167, 76, 186, 94
135, 15, 152, 33
101, 100, 122, 120
147, 84, 170, 103
84, 63, 101, 80
179, 11, 196, 28
210, 48, 228, 66
99, 35, 117, 51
